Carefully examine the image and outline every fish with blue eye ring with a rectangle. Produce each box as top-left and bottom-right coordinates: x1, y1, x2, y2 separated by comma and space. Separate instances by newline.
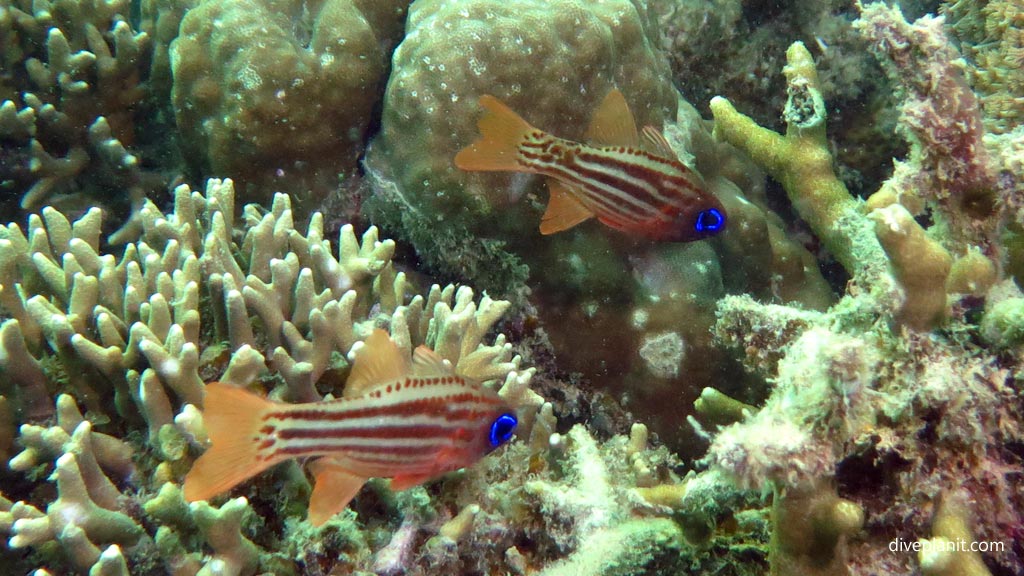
456, 89, 727, 242
184, 329, 518, 526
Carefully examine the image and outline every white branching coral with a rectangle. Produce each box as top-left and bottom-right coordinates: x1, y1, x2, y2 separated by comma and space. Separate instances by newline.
0, 178, 542, 574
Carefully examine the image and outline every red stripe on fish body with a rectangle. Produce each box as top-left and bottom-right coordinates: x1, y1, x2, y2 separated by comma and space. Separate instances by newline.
517, 135, 726, 242
256, 377, 511, 479
183, 330, 519, 526
455, 90, 727, 241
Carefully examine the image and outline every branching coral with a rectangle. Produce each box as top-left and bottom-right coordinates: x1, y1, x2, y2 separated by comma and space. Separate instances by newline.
943, 0, 1024, 136
0, 0, 177, 237
710, 42, 892, 285
0, 178, 546, 574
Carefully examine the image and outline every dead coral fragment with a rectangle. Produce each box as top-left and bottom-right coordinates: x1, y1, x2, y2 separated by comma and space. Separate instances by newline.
856, 2, 1004, 257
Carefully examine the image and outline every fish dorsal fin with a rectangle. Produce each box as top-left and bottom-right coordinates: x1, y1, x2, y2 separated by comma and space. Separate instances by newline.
344, 329, 409, 398
411, 346, 453, 377
540, 179, 594, 235
307, 458, 367, 526
584, 89, 639, 147
641, 125, 678, 160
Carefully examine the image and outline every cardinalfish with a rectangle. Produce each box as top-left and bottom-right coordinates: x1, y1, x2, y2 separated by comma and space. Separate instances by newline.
183, 329, 518, 526
455, 89, 727, 242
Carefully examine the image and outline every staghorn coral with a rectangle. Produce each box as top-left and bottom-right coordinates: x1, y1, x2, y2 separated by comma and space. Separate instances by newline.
0, 0, 180, 238
169, 0, 409, 209
710, 37, 997, 332
650, 0, 903, 199
0, 178, 555, 574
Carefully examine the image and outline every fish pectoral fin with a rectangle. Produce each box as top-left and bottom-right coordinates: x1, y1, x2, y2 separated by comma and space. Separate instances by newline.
641, 125, 678, 160
411, 346, 452, 377
584, 88, 639, 147
307, 459, 367, 527
389, 473, 438, 492
540, 179, 594, 235
597, 214, 635, 233
344, 329, 409, 398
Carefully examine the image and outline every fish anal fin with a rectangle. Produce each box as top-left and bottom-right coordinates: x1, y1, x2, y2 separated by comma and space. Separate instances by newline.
411, 346, 452, 378
390, 473, 437, 492
455, 95, 535, 172
540, 179, 594, 235
308, 459, 367, 526
584, 89, 639, 147
641, 125, 678, 160
344, 329, 409, 398
183, 383, 278, 502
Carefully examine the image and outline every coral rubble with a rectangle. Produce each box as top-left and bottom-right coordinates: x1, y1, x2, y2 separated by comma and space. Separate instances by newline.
703, 3, 1023, 574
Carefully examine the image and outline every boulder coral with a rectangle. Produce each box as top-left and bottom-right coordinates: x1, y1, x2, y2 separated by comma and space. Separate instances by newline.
170, 0, 410, 208
365, 0, 677, 290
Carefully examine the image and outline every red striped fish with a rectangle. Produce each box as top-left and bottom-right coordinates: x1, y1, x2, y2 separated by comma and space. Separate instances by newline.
455, 89, 727, 242
183, 329, 517, 526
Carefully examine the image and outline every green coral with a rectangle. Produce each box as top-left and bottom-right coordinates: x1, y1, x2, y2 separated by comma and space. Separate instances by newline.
710, 42, 889, 282
170, 0, 409, 207
0, 0, 173, 236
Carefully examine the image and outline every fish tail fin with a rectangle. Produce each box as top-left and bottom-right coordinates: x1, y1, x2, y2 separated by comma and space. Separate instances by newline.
455, 95, 536, 172
183, 383, 278, 502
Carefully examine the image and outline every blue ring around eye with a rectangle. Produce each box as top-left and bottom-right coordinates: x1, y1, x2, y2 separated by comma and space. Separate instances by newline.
488, 413, 518, 448
694, 208, 724, 233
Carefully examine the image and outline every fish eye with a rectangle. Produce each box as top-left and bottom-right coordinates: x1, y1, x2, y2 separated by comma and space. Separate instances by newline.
488, 413, 518, 448
694, 208, 725, 234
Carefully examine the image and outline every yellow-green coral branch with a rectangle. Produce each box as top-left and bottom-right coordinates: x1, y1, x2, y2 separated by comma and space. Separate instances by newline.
709, 42, 880, 279
710, 41, 962, 330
